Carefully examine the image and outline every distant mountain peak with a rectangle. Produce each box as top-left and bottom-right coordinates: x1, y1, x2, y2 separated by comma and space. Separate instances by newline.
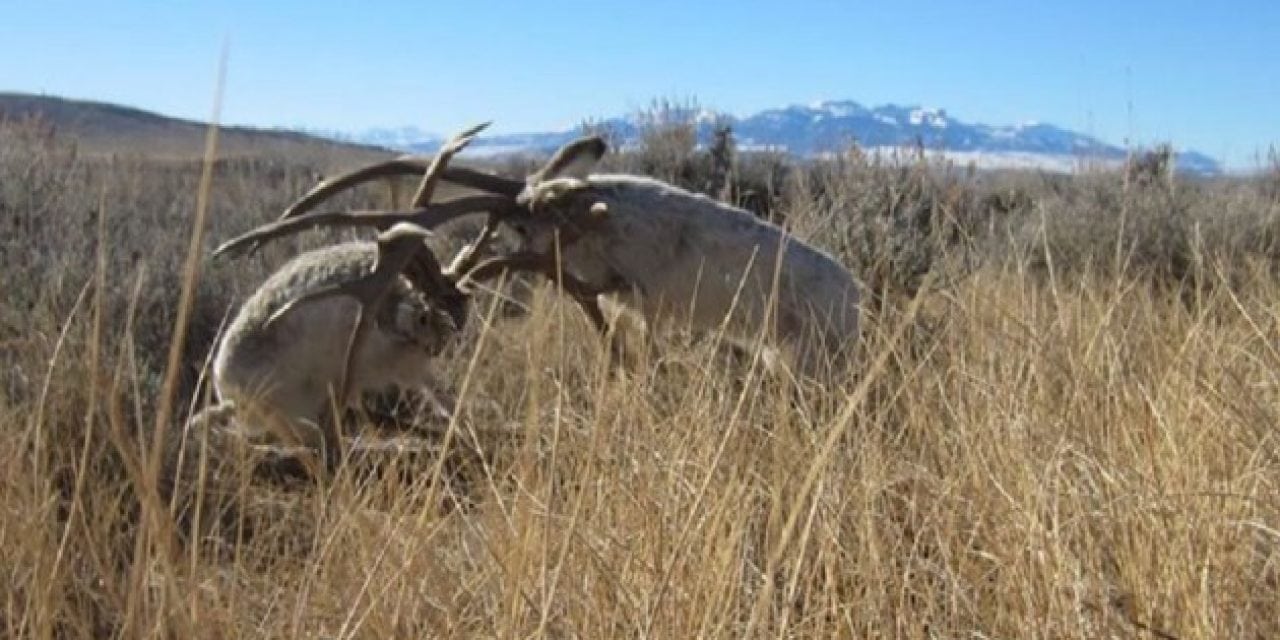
332, 97, 1223, 176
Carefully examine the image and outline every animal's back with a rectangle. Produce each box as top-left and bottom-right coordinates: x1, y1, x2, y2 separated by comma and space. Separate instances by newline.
590, 175, 860, 348
212, 244, 384, 422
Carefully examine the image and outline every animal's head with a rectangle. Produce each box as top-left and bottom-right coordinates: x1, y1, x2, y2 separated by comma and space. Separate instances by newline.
388, 290, 461, 357
506, 135, 612, 255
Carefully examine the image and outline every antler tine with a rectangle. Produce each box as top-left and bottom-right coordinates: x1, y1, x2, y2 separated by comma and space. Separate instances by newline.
266, 223, 435, 406
213, 194, 517, 259
410, 121, 491, 208
443, 212, 501, 280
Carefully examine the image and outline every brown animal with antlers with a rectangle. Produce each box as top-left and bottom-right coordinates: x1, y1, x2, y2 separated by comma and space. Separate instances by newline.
214, 127, 862, 414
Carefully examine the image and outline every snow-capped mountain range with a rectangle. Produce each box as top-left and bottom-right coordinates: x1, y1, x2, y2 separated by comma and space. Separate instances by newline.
332, 100, 1222, 175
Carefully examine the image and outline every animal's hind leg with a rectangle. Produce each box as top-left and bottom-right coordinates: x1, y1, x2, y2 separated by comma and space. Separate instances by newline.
184, 401, 240, 441
233, 399, 341, 477
170, 401, 240, 483
178, 402, 321, 482
246, 409, 340, 480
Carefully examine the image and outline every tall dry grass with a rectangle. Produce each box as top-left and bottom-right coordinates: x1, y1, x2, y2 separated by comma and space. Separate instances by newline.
2, 115, 1279, 638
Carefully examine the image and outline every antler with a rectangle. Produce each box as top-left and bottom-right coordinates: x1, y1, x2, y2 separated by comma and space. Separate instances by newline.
281, 162, 522, 217
221, 124, 625, 345
410, 121, 492, 207
280, 157, 521, 221
213, 122, 519, 259
213, 196, 518, 259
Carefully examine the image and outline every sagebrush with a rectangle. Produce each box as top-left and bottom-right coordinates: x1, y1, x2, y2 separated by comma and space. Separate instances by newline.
3, 115, 1279, 638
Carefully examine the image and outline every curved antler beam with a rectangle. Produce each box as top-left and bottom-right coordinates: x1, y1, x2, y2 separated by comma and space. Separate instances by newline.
214, 195, 521, 259
281, 160, 523, 220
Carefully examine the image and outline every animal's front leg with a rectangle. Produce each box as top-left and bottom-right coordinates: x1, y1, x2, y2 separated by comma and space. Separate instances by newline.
595, 289, 653, 372
314, 399, 346, 473
418, 380, 456, 423
360, 385, 454, 433
404, 366, 456, 427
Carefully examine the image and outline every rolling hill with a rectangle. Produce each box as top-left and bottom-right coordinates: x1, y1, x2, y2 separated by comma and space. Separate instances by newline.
0, 92, 390, 165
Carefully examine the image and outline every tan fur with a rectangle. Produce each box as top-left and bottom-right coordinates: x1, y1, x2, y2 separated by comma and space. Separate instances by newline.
209, 242, 458, 455
513, 154, 862, 384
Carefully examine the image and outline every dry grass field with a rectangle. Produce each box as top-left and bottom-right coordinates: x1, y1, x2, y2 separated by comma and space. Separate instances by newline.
2, 108, 1280, 638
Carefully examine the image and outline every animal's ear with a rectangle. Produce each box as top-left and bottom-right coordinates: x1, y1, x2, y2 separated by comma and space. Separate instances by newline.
533, 135, 607, 183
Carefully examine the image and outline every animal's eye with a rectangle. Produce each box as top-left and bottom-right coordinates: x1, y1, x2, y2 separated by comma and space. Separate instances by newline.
512, 223, 530, 238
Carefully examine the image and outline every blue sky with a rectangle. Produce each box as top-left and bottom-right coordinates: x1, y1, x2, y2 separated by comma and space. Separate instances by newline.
2, 1, 1276, 168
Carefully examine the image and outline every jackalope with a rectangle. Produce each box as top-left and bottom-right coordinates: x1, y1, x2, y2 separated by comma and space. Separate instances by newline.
215, 128, 862, 390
